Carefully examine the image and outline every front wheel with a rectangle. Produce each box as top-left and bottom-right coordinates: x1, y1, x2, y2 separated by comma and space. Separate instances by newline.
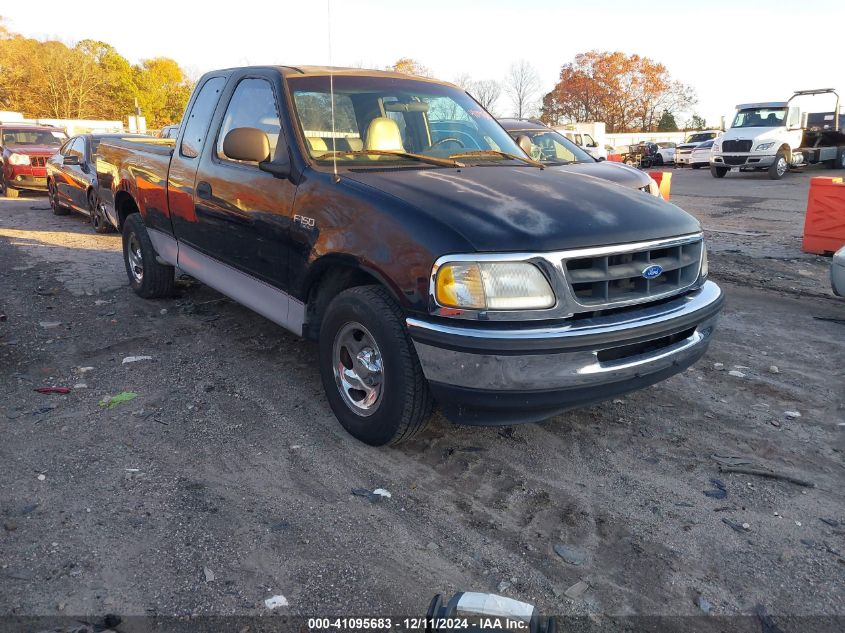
122, 213, 175, 298
3, 176, 19, 199
768, 151, 788, 180
654, 154, 664, 166
88, 190, 111, 233
318, 285, 433, 446
711, 166, 728, 178
691, 164, 702, 170
47, 180, 68, 213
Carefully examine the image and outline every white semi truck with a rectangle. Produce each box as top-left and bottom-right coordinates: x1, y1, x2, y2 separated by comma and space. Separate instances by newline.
710, 88, 845, 179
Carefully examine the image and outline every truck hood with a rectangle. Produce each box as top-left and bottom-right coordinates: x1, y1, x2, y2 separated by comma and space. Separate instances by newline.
6, 145, 60, 156
342, 166, 700, 252
548, 160, 651, 190
720, 127, 785, 142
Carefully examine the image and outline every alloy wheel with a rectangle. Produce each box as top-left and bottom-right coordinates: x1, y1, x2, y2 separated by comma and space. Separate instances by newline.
332, 321, 384, 416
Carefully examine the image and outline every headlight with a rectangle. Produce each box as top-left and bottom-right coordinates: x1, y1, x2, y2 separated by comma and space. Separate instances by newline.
647, 178, 660, 197
8, 153, 30, 166
756, 141, 775, 151
700, 246, 709, 278
435, 261, 555, 310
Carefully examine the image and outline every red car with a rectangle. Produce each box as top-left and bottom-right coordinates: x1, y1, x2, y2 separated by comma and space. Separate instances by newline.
0, 124, 68, 198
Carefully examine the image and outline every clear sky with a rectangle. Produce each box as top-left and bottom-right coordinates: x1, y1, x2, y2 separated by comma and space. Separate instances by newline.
5, 0, 843, 126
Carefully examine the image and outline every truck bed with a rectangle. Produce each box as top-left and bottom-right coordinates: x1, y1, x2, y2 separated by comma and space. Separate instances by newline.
96, 138, 175, 232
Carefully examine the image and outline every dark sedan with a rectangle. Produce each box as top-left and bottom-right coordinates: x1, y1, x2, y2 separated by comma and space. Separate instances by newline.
46, 133, 146, 232
499, 119, 660, 196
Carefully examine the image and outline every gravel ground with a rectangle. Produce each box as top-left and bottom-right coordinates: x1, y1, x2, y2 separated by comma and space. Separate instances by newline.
1, 169, 843, 629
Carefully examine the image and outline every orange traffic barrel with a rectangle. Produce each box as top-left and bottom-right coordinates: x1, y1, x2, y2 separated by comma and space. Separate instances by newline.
802, 177, 845, 255
648, 171, 672, 201
607, 154, 622, 163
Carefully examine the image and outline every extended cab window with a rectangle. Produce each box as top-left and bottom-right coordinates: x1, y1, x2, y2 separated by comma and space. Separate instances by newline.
181, 77, 226, 158
217, 78, 281, 163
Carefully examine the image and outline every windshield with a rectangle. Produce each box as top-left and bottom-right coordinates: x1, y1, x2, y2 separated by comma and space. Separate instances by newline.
287, 75, 524, 165
507, 129, 593, 164
732, 108, 786, 128
685, 132, 716, 143
2, 128, 67, 147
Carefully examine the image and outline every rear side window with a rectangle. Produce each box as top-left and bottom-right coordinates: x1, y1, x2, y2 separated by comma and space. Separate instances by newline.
217, 78, 281, 163
180, 77, 226, 158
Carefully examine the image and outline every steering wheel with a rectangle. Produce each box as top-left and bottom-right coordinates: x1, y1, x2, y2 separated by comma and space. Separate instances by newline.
430, 137, 465, 150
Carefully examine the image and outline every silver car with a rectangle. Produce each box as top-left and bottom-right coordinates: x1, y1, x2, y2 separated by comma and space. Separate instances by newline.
832, 245, 845, 297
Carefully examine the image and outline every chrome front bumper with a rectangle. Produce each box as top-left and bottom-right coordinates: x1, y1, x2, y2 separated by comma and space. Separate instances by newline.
407, 281, 723, 424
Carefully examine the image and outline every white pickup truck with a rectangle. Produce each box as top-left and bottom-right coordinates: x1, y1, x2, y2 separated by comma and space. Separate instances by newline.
710, 88, 845, 179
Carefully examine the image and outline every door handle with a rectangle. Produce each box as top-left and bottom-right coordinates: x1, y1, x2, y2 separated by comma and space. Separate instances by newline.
196, 181, 212, 200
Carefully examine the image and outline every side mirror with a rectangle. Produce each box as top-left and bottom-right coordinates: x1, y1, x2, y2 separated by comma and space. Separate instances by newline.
515, 135, 533, 156
223, 127, 270, 162
63, 155, 79, 166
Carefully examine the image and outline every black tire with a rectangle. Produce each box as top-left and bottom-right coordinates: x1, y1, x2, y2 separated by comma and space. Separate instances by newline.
654, 154, 664, 166
768, 150, 788, 180
47, 179, 68, 213
122, 213, 175, 298
711, 166, 728, 178
88, 189, 111, 233
318, 285, 434, 446
3, 176, 19, 199
691, 164, 701, 170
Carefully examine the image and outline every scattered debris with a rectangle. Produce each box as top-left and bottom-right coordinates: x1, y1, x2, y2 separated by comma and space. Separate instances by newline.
122, 355, 152, 364
784, 410, 801, 419
74, 383, 87, 389
203, 566, 215, 582
38, 321, 61, 328
33, 387, 71, 395
742, 522, 751, 530
703, 478, 727, 499
496, 580, 512, 593
711, 454, 753, 467
78, 366, 94, 373
770, 419, 781, 428
352, 487, 391, 503
721, 518, 747, 533
553, 544, 587, 566
99, 392, 139, 409
713, 362, 724, 370
819, 518, 839, 528
696, 595, 713, 614
718, 464, 815, 488
264, 594, 288, 609
37, 474, 46, 481
768, 365, 780, 374
728, 370, 746, 378
564, 580, 590, 600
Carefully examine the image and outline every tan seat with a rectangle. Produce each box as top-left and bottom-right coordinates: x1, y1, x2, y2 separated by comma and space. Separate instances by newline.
365, 117, 404, 154
307, 137, 328, 153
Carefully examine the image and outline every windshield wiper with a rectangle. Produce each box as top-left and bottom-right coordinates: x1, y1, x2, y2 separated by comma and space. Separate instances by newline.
446, 150, 544, 169
314, 149, 464, 168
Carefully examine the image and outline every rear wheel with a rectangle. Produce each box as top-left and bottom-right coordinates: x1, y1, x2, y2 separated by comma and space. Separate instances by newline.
318, 285, 433, 446
88, 189, 111, 233
768, 151, 788, 180
47, 180, 68, 213
654, 154, 664, 166
122, 213, 175, 298
711, 166, 728, 178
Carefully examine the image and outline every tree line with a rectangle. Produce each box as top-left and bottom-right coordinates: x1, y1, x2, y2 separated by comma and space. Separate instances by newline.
0, 18, 192, 127
393, 51, 707, 132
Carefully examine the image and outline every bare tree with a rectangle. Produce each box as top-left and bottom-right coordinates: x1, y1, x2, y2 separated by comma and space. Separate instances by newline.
469, 79, 501, 113
505, 60, 540, 119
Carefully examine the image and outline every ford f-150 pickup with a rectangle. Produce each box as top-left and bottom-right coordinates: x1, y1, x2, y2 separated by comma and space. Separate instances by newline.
96, 65, 723, 446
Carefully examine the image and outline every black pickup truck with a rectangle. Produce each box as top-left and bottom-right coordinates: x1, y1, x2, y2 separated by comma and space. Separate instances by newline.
96, 66, 723, 445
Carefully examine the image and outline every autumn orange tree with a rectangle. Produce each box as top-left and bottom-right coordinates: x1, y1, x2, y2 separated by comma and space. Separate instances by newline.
540, 51, 696, 133
0, 17, 192, 126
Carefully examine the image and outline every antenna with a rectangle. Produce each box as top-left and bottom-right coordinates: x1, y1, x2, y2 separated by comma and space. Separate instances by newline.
327, 0, 339, 182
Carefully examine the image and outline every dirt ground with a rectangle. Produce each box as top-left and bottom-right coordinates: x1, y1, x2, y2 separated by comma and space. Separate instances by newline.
1, 168, 843, 629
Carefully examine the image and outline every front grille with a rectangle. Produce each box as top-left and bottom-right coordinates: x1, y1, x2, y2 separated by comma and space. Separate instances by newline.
564, 238, 702, 308
724, 156, 747, 166
722, 140, 752, 152
30, 156, 47, 167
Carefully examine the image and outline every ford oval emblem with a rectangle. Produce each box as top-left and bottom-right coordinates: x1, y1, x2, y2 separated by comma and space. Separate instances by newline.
642, 264, 663, 279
